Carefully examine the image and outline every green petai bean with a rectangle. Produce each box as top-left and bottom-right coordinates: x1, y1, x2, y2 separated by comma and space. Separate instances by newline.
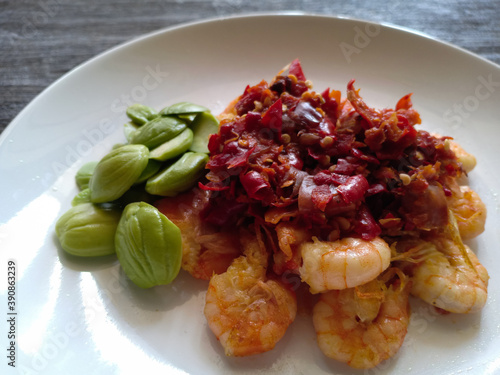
55, 203, 121, 257
126, 103, 159, 125
115, 202, 182, 288
134, 159, 163, 185
189, 112, 219, 154
89, 144, 149, 203
124, 122, 139, 143
149, 128, 193, 161
75, 161, 98, 190
72, 188, 92, 206
159, 102, 209, 116
145, 152, 209, 197
130, 116, 187, 149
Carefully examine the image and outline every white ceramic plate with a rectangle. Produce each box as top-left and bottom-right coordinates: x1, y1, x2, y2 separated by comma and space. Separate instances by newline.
1, 13, 499, 375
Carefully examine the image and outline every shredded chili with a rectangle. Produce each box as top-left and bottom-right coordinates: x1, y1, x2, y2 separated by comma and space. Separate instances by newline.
199, 59, 463, 268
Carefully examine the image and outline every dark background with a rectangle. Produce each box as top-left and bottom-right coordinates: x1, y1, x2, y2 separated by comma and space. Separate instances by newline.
1, 0, 499, 134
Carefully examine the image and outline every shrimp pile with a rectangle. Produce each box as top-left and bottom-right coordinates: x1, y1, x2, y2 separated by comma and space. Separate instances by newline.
155, 60, 489, 369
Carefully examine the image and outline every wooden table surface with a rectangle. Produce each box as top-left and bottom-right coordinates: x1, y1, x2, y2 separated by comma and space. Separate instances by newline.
1, 0, 499, 134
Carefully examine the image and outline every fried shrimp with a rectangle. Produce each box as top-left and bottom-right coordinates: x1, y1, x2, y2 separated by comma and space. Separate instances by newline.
448, 185, 487, 241
313, 269, 411, 369
204, 229, 297, 356
272, 221, 311, 274
448, 139, 477, 173
395, 222, 489, 313
155, 189, 241, 280
299, 236, 391, 293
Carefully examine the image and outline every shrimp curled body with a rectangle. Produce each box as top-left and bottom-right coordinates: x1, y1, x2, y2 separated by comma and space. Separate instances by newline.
156, 189, 241, 280
204, 230, 297, 356
397, 234, 489, 314
449, 139, 477, 173
313, 271, 411, 369
448, 185, 487, 241
299, 236, 391, 293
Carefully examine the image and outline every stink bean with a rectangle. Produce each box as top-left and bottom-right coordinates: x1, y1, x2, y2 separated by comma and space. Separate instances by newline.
115, 202, 182, 288
160, 102, 209, 116
126, 103, 159, 125
89, 144, 149, 203
130, 116, 187, 149
149, 128, 193, 161
55, 203, 121, 257
145, 152, 209, 196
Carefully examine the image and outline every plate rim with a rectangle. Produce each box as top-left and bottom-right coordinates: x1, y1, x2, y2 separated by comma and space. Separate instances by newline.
2, 11, 499, 145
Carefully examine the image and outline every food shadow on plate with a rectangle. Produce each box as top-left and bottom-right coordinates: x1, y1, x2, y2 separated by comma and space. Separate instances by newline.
296, 309, 404, 375
54, 233, 207, 316
464, 237, 480, 252
309, 297, 485, 375
112, 267, 208, 314
54, 233, 118, 271
406, 296, 485, 348
402, 235, 489, 348
203, 321, 298, 374
314, 352, 400, 375
201, 301, 337, 375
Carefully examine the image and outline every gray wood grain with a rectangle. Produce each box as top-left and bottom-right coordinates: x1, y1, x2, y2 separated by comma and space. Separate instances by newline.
1, 0, 499, 134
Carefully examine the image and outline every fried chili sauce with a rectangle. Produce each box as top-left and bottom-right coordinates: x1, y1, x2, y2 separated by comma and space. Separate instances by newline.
198, 59, 462, 274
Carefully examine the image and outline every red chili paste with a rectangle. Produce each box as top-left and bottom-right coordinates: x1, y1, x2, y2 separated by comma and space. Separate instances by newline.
199, 59, 462, 247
